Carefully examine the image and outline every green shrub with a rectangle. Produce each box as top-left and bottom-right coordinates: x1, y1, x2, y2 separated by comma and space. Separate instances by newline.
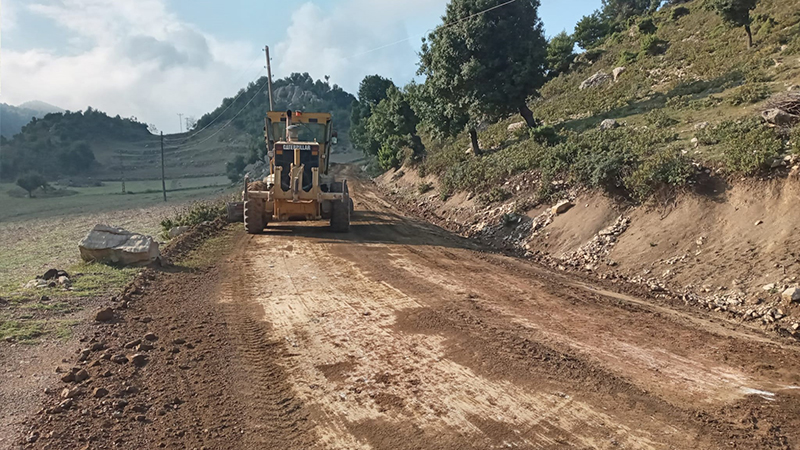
671, 6, 691, 20
644, 109, 678, 128
728, 83, 771, 106
703, 119, 785, 174
417, 182, 434, 194
528, 125, 560, 146
617, 50, 638, 66
160, 200, 226, 237
638, 18, 657, 35
479, 187, 511, 204
791, 126, 800, 154
624, 144, 694, 200
641, 35, 668, 56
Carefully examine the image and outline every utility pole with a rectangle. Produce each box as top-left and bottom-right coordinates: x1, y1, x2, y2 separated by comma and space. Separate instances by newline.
160, 132, 167, 202
177, 113, 184, 133
119, 150, 126, 194
265, 45, 274, 111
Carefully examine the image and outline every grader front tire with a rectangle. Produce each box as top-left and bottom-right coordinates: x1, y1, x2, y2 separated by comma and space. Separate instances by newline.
330, 198, 350, 233
244, 200, 265, 234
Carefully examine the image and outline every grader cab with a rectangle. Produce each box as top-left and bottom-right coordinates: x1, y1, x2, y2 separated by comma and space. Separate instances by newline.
242, 110, 351, 234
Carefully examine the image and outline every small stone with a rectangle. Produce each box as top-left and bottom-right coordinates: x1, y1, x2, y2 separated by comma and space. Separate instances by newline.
599, 118, 618, 131
26, 432, 39, 443
171, 338, 185, 345
61, 387, 82, 399
137, 342, 154, 352
95, 307, 115, 322
101, 370, 113, 377
551, 200, 574, 215
74, 369, 90, 382
93, 387, 109, 398
762, 283, 776, 291
111, 354, 129, 364
61, 372, 76, 383
143, 332, 158, 341
754, 220, 763, 226
781, 287, 800, 303
124, 339, 142, 349
131, 354, 148, 367
59, 399, 73, 410
90, 342, 105, 351
136, 414, 147, 422
78, 349, 91, 361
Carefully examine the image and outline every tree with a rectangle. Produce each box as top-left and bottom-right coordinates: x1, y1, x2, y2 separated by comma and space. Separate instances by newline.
366, 85, 424, 169
350, 75, 396, 156
16, 172, 47, 198
418, 0, 548, 154
225, 155, 248, 184
600, 0, 657, 24
709, 0, 758, 48
546, 31, 576, 77
574, 12, 611, 49
58, 140, 95, 174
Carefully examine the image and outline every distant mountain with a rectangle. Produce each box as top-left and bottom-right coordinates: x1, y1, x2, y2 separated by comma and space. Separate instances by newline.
1, 101, 65, 138
18, 100, 65, 115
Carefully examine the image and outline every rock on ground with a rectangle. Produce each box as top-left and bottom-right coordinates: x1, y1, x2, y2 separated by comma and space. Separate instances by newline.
168, 226, 190, 239
580, 71, 610, 90
599, 119, 619, 131
551, 200, 574, 215
782, 287, 800, 303
612, 66, 626, 81
78, 224, 160, 265
762, 108, 798, 127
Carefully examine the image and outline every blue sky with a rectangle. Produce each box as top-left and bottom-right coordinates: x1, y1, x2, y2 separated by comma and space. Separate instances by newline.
0, 0, 600, 132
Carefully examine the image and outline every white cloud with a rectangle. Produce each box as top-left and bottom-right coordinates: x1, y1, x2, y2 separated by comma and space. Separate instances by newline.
2, 0, 19, 31
0, 0, 260, 132
273, 0, 447, 95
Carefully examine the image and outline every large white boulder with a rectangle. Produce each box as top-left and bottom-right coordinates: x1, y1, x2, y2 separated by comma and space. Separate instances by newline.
78, 224, 160, 265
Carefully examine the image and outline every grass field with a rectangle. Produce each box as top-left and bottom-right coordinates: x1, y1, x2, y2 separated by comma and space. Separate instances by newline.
0, 175, 236, 342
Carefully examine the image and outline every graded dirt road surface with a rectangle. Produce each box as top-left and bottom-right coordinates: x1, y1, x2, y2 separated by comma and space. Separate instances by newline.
22, 168, 800, 449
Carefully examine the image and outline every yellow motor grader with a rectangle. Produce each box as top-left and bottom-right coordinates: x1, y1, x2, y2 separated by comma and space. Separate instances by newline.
239, 109, 351, 234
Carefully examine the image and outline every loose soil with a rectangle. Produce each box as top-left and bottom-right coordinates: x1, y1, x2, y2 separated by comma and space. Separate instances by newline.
11, 166, 800, 449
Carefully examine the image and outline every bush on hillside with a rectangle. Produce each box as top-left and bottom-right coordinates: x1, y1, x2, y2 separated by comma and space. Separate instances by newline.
718, 120, 784, 174
638, 18, 658, 34
728, 83, 771, 105
617, 50, 639, 66
671, 6, 691, 20
641, 35, 668, 56
624, 144, 694, 200
644, 109, 678, 128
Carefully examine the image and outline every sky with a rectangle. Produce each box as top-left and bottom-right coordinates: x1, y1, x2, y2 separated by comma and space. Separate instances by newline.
0, 0, 600, 133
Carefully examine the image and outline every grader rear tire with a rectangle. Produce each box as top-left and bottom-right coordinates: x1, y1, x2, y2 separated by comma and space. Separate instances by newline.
244, 200, 265, 234
330, 198, 350, 233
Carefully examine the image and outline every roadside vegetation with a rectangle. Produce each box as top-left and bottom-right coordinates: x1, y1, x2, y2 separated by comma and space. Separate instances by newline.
349, 0, 800, 204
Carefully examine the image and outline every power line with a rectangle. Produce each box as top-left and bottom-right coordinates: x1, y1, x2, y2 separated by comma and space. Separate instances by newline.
348, 0, 518, 60
165, 1, 520, 151
171, 75, 270, 151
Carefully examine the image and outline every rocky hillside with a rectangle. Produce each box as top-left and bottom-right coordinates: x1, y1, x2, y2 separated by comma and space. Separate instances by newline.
373, 0, 800, 340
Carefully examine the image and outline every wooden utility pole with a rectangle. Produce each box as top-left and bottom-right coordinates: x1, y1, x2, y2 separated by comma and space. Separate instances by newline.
177, 113, 184, 133
119, 150, 126, 194
160, 132, 167, 202
265, 45, 274, 111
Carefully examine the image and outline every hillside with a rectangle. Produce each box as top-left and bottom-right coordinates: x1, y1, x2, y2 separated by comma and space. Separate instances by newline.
397, 0, 800, 204
0, 102, 65, 138
1, 73, 355, 184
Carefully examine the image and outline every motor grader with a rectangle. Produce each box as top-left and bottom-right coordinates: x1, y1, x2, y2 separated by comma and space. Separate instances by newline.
239, 109, 351, 234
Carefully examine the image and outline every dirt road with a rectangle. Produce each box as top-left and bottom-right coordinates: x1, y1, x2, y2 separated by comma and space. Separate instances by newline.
23, 168, 800, 449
